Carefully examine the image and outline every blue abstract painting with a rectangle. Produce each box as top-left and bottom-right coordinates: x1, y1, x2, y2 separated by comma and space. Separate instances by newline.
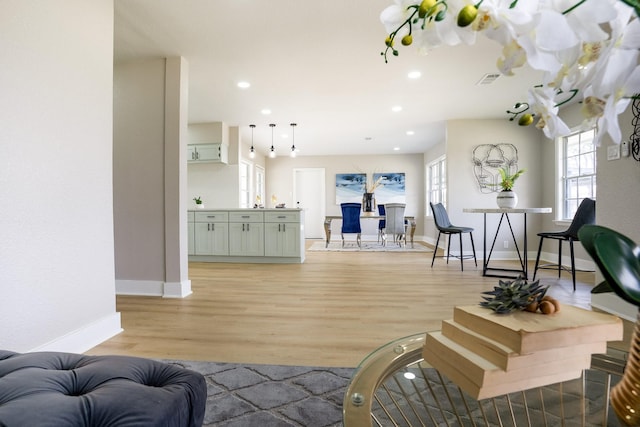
335, 173, 366, 204
373, 173, 405, 203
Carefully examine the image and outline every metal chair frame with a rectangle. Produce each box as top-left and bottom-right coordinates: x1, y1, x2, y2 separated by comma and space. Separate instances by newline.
430, 202, 477, 271
532, 198, 595, 291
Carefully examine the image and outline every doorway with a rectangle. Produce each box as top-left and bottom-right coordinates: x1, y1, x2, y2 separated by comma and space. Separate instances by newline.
293, 168, 325, 239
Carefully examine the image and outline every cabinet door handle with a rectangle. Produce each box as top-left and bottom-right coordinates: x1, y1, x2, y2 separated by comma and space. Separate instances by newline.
277, 215, 286, 219
207, 223, 210, 231
247, 223, 250, 231
241, 215, 250, 218
242, 224, 245, 232
283, 223, 286, 232
212, 223, 215, 231
207, 215, 216, 218
278, 224, 281, 232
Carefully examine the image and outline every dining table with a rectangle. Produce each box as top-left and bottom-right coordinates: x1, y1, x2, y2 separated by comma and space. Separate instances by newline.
323, 214, 416, 248
463, 207, 552, 279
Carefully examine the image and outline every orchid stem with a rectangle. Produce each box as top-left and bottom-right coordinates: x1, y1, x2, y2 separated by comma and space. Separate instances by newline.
562, 0, 586, 15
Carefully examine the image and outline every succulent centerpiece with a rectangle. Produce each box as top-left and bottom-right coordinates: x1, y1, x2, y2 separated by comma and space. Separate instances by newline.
480, 276, 561, 315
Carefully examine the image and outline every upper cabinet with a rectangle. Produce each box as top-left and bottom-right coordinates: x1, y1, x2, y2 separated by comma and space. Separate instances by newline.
188, 143, 228, 164
188, 121, 229, 164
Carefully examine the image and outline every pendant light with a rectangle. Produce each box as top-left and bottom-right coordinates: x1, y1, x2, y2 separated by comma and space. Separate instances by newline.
290, 123, 297, 158
269, 123, 276, 158
249, 124, 256, 159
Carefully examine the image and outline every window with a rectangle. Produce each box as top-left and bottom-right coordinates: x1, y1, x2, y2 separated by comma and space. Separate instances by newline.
239, 161, 251, 208
427, 156, 446, 213
558, 128, 596, 220
255, 165, 265, 207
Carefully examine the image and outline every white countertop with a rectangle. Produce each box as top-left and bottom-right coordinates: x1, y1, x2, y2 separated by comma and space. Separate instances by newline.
189, 208, 302, 212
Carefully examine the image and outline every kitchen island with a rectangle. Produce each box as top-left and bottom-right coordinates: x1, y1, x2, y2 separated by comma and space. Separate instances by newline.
188, 208, 305, 263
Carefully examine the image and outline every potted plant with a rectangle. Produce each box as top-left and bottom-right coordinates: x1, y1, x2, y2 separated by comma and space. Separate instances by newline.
495, 166, 525, 208
193, 196, 204, 209
579, 225, 640, 425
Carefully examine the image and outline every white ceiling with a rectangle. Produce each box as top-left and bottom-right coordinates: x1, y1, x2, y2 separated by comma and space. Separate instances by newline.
114, 0, 543, 157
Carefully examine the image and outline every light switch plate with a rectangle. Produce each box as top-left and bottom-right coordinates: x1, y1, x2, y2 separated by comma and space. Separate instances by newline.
607, 145, 621, 160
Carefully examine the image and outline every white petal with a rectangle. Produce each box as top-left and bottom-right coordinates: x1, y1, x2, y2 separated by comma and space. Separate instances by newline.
621, 18, 640, 50
535, 10, 579, 51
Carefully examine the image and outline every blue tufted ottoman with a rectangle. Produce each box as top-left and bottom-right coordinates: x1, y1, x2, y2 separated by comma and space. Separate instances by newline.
0, 350, 207, 426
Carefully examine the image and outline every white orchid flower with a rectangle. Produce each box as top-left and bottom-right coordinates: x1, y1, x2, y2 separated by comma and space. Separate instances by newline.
497, 40, 528, 76
379, 0, 639, 145
583, 48, 640, 145
528, 86, 571, 139
479, 0, 537, 45
558, 0, 617, 43
380, 0, 419, 35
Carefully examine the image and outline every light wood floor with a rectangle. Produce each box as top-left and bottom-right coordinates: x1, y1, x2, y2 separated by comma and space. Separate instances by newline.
87, 241, 629, 368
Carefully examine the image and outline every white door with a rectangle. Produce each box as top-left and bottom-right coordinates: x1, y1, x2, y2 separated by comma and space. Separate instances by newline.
293, 168, 325, 239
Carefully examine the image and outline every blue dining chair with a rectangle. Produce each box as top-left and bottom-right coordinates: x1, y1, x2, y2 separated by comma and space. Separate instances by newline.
341, 203, 362, 248
378, 204, 385, 243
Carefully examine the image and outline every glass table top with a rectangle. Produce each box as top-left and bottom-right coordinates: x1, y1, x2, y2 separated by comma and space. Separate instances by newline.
343, 332, 628, 426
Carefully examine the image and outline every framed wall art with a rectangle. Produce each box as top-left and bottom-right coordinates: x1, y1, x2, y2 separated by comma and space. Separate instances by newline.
373, 172, 405, 203
335, 173, 366, 204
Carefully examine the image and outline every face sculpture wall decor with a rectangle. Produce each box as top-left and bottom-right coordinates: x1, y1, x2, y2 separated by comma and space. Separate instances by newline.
472, 143, 520, 194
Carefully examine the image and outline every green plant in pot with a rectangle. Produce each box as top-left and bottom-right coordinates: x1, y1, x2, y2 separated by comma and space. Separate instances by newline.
497, 167, 525, 191
494, 166, 525, 209
193, 196, 203, 208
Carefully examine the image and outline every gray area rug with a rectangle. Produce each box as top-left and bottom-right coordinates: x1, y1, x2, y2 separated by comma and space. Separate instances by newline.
163, 360, 354, 427
308, 241, 431, 252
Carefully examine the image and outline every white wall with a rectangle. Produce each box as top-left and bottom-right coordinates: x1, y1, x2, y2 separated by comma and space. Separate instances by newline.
443, 119, 544, 258
113, 60, 166, 283
559, 104, 640, 320
423, 141, 447, 244
0, 0, 121, 352
187, 123, 240, 209
265, 154, 425, 239
113, 57, 191, 297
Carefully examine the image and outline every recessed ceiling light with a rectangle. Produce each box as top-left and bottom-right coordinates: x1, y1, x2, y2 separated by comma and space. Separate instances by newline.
406, 130, 415, 136
403, 372, 416, 380
392, 105, 402, 112
281, 133, 288, 139
408, 71, 421, 79
393, 147, 400, 151
261, 109, 271, 115
237, 81, 250, 89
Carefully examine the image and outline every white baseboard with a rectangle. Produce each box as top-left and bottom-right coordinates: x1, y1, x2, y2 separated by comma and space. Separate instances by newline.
164, 280, 192, 298
423, 237, 594, 267
592, 293, 637, 322
535, 250, 594, 272
116, 279, 164, 296
29, 312, 122, 354
116, 279, 192, 298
